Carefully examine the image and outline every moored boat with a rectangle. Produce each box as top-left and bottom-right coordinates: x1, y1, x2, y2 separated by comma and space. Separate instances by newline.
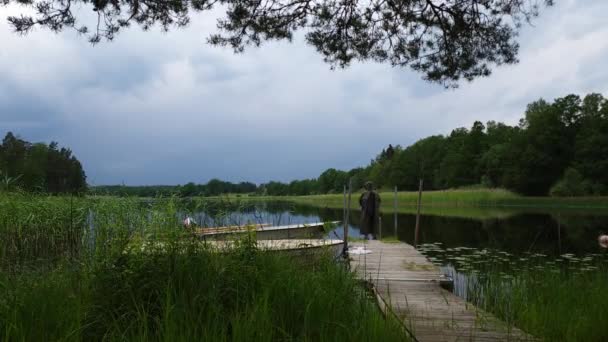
129, 238, 345, 259
208, 238, 345, 258
195, 221, 340, 241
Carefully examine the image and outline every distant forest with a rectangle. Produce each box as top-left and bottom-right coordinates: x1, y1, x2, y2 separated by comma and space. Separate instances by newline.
92, 93, 608, 198
0, 132, 87, 193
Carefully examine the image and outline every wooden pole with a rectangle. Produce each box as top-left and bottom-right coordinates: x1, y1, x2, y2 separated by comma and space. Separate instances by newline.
343, 179, 352, 255
414, 179, 423, 248
393, 186, 398, 237
343, 185, 347, 233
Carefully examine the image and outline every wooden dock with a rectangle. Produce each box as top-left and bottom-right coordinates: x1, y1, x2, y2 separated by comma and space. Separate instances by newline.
349, 240, 533, 342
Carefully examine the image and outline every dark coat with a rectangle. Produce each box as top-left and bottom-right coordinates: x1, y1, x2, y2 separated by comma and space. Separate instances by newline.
359, 190, 381, 235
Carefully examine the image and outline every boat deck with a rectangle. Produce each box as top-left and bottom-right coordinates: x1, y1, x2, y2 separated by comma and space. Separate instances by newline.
349, 240, 534, 342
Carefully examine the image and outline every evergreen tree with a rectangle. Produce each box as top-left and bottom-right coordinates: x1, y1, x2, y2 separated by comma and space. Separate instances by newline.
0, 133, 87, 193
4, 0, 553, 87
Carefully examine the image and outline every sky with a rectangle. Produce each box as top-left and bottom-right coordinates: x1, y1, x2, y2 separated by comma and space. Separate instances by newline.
1, 0, 608, 186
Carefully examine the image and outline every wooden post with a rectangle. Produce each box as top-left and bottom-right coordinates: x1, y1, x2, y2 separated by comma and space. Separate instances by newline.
414, 179, 423, 248
343, 185, 347, 233
343, 179, 352, 255
393, 186, 398, 237
378, 216, 382, 240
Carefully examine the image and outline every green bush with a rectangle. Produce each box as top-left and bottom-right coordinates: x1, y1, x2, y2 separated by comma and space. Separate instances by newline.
549, 168, 591, 197
480, 175, 494, 188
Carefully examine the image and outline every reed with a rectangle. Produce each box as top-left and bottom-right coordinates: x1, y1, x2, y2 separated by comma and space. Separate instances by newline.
0, 194, 407, 341
419, 244, 608, 341
475, 265, 608, 341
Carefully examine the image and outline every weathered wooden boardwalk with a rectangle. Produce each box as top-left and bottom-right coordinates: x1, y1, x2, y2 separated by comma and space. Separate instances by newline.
349, 240, 533, 342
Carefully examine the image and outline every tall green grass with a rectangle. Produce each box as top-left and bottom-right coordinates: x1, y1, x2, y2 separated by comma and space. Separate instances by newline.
474, 265, 608, 341
0, 193, 407, 341
0, 193, 88, 271
419, 244, 608, 341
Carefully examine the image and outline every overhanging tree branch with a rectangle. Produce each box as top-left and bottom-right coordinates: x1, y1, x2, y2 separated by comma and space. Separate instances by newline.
2, 0, 553, 86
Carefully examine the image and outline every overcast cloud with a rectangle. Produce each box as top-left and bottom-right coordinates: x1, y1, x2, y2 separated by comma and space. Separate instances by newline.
1, 0, 607, 185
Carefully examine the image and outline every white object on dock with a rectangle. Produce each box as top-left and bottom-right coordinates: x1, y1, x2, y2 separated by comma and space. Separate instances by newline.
348, 246, 372, 255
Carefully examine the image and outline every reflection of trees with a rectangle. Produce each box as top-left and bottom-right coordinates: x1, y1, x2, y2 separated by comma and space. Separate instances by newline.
550, 213, 608, 252
386, 211, 608, 255
177, 200, 335, 227
174, 198, 607, 255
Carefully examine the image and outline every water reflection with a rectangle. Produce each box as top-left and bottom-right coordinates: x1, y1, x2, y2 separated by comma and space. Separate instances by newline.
418, 242, 608, 304
180, 200, 608, 256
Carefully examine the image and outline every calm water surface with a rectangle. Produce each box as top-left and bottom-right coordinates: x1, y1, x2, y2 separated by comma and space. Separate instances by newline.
182, 200, 608, 256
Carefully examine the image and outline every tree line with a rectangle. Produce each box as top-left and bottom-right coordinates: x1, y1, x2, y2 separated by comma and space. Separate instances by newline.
94, 92, 608, 197
0, 132, 87, 193
91, 180, 258, 197
309, 93, 608, 196
252, 93, 608, 197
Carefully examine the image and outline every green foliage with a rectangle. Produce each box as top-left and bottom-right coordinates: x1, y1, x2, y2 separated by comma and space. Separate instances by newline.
5, 0, 552, 87
489, 270, 608, 341
90, 184, 180, 197
0, 132, 87, 194
326, 93, 608, 196
82, 248, 403, 341
549, 168, 592, 197
0, 170, 21, 192
480, 175, 494, 188
2, 248, 407, 341
318, 168, 348, 194
91, 180, 258, 197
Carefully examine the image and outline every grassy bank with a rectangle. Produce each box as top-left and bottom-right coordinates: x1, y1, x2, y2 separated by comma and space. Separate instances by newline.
0, 194, 407, 341
247, 189, 608, 215
91, 189, 608, 220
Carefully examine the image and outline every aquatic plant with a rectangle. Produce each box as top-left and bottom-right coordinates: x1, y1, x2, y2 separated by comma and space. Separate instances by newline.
418, 243, 608, 341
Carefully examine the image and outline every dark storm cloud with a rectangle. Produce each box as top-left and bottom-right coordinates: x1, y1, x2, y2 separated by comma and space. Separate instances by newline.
1, 0, 607, 185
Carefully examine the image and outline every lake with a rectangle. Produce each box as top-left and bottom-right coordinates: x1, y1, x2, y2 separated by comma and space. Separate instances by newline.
182, 200, 608, 256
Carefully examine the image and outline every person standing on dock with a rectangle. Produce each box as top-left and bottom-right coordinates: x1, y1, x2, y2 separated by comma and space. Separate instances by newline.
359, 181, 381, 240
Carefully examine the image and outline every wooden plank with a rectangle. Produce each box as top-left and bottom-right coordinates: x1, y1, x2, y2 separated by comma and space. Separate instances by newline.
349, 240, 535, 342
